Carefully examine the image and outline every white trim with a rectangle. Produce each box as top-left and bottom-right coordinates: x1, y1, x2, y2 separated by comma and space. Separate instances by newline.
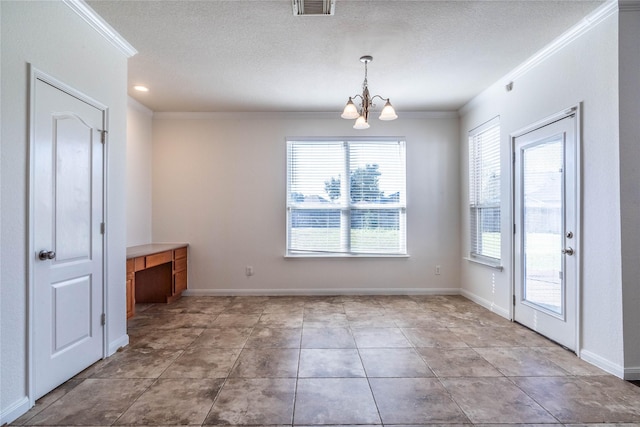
183, 287, 461, 297
108, 334, 130, 356
0, 396, 31, 426
153, 111, 458, 120
459, 289, 510, 320
128, 97, 153, 117
62, 0, 137, 58
580, 349, 625, 379
459, 1, 617, 116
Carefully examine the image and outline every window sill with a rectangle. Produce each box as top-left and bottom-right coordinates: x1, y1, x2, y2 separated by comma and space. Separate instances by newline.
286, 253, 410, 259
464, 257, 503, 271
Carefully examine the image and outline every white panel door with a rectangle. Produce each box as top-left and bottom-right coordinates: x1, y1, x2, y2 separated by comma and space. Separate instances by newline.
33, 78, 104, 399
513, 114, 578, 350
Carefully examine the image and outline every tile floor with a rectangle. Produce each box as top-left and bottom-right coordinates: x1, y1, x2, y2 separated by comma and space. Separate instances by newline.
12, 295, 640, 426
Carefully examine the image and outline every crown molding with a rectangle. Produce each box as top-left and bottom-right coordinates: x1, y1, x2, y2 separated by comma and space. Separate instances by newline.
62, 0, 137, 58
504, 0, 617, 83
460, 0, 618, 116
152, 111, 458, 120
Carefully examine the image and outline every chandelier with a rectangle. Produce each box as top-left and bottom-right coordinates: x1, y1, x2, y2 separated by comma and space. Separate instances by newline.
341, 55, 398, 129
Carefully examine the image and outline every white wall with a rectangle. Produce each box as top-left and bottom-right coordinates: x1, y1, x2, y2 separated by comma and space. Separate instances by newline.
151, 114, 460, 294
618, 5, 640, 377
459, 10, 627, 374
0, 1, 129, 423
127, 98, 154, 246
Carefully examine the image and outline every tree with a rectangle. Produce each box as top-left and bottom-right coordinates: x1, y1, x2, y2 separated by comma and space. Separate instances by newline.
324, 176, 341, 201
324, 164, 382, 203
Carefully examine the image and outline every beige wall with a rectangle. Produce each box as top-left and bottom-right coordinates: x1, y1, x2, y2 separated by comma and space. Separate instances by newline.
0, 1, 129, 422
126, 98, 154, 246
151, 114, 460, 294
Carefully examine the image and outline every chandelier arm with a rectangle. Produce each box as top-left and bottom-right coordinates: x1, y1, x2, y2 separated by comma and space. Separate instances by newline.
371, 95, 389, 103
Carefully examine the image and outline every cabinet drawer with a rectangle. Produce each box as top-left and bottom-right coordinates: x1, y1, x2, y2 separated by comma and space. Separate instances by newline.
126, 258, 135, 273
146, 251, 172, 268
174, 257, 187, 273
134, 256, 146, 272
174, 270, 187, 293
174, 247, 187, 260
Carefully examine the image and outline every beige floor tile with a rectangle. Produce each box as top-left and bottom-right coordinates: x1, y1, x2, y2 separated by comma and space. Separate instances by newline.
229, 348, 299, 377
533, 346, 608, 376
298, 349, 365, 377
257, 312, 304, 328
417, 347, 502, 377
115, 378, 223, 425
27, 378, 153, 425
191, 327, 252, 348
303, 312, 349, 327
128, 328, 203, 350
90, 348, 183, 379
449, 325, 524, 347
369, 377, 469, 424
301, 327, 356, 348
401, 327, 469, 348
359, 348, 434, 377
244, 327, 302, 348
204, 378, 295, 425
160, 347, 241, 378
513, 376, 640, 423
441, 377, 557, 424
11, 379, 83, 425
474, 347, 569, 376
352, 327, 412, 348
294, 378, 381, 425
210, 313, 261, 328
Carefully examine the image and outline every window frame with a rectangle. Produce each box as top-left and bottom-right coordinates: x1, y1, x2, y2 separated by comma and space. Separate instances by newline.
468, 117, 502, 267
286, 137, 407, 258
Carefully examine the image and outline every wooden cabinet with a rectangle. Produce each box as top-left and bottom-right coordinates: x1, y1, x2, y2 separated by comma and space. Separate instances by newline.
126, 259, 135, 319
126, 243, 189, 317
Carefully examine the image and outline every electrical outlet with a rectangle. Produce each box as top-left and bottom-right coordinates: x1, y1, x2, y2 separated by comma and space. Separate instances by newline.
245, 266, 254, 277
435, 265, 441, 275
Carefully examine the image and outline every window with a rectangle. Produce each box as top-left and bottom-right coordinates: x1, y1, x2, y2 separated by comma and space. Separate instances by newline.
469, 117, 501, 263
287, 139, 406, 256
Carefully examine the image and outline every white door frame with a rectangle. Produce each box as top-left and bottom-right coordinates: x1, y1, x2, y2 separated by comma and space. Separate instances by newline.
510, 104, 582, 355
27, 66, 109, 405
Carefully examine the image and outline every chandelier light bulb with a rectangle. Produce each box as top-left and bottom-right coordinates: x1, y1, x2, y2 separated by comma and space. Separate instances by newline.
379, 100, 398, 121
353, 115, 370, 130
341, 98, 360, 119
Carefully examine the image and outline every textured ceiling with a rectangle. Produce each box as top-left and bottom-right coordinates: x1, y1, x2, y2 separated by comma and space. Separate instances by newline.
87, 0, 605, 113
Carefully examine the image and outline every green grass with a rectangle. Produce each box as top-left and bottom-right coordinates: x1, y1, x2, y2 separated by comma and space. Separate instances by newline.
290, 227, 401, 253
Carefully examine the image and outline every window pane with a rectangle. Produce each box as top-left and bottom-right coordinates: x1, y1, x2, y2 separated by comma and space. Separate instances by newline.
349, 142, 405, 205
351, 209, 404, 254
469, 118, 501, 261
289, 209, 341, 252
288, 142, 344, 206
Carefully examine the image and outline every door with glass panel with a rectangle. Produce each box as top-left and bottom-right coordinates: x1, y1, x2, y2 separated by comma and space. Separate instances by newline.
513, 112, 578, 350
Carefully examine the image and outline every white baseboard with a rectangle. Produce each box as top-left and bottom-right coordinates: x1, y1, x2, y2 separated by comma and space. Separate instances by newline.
182, 287, 461, 297
580, 349, 625, 379
459, 288, 510, 320
108, 333, 129, 356
1, 396, 31, 425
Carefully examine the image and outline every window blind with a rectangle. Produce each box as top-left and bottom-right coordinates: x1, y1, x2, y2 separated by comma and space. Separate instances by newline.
287, 139, 406, 256
469, 118, 501, 262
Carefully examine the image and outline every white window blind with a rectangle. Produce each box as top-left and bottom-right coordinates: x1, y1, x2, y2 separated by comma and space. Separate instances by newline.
287, 139, 406, 256
469, 118, 501, 262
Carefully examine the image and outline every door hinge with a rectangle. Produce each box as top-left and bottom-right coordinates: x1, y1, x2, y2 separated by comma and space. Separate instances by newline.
513, 294, 516, 306
100, 130, 108, 144
513, 223, 516, 234
513, 152, 516, 163
100, 222, 105, 234
101, 313, 106, 326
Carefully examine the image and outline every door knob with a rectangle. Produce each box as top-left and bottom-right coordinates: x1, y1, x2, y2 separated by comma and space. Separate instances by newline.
38, 250, 56, 260
561, 247, 574, 256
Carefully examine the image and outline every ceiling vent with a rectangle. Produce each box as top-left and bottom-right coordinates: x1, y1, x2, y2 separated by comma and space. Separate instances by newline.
292, 0, 335, 16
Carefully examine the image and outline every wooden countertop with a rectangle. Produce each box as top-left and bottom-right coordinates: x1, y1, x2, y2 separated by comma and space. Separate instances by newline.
126, 243, 188, 259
